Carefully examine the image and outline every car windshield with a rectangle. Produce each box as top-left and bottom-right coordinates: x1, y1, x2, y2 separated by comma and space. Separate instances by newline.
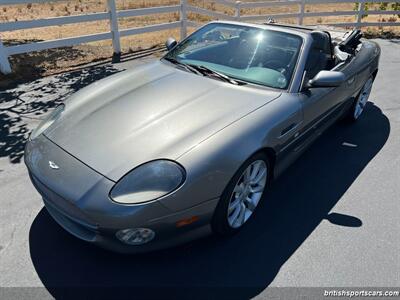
164, 23, 303, 89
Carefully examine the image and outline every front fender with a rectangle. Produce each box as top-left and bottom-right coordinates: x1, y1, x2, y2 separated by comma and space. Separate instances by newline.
160, 93, 302, 211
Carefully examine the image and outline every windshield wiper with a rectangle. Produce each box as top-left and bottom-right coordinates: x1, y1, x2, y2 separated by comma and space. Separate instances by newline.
190, 65, 243, 85
164, 57, 246, 85
163, 57, 201, 75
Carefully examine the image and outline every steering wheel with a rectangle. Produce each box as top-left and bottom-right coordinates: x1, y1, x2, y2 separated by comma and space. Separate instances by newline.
204, 31, 224, 42
263, 60, 287, 72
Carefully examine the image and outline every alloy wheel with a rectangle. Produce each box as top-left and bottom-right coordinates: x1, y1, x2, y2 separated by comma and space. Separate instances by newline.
354, 78, 373, 119
227, 160, 267, 228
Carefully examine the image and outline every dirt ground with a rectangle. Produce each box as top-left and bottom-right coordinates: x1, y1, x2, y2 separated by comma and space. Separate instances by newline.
0, 0, 399, 86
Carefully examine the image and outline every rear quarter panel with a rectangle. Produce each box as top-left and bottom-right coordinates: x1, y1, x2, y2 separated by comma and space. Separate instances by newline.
336, 40, 380, 97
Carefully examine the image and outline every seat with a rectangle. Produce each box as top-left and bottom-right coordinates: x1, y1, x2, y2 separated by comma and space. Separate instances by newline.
228, 31, 256, 68
305, 31, 333, 79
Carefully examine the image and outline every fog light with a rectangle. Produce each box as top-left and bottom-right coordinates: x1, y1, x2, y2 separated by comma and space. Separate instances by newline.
116, 228, 155, 245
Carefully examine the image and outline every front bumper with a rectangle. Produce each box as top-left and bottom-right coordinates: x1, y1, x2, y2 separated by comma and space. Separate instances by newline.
25, 135, 218, 253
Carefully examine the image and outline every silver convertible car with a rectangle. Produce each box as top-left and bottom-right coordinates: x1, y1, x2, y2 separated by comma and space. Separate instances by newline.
25, 21, 380, 253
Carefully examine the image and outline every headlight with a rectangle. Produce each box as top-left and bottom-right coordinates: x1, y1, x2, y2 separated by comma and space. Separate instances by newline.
30, 104, 65, 140
110, 160, 185, 204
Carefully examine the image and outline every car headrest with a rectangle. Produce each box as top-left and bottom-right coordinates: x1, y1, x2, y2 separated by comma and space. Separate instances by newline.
311, 31, 331, 54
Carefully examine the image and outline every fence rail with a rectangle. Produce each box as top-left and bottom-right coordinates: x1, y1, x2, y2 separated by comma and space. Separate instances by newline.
0, 0, 399, 74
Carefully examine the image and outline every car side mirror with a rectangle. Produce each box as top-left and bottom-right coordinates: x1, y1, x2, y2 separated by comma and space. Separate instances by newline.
308, 70, 346, 88
165, 37, 177, 51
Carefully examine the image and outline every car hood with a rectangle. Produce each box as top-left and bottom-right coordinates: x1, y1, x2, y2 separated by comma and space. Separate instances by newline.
46, 61, 281, 181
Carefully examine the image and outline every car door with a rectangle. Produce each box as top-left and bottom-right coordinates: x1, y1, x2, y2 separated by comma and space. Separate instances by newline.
299, 83, 347, 137
298, 36, 349, 144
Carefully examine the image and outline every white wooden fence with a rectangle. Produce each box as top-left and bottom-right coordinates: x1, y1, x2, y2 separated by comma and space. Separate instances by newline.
0, 0, 399, 74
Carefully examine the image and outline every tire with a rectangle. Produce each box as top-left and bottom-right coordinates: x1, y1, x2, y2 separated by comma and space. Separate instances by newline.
211, 152, 270, 235
346, 76, 374, 122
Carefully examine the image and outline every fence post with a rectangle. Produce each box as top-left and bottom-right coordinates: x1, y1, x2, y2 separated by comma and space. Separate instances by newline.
0, 38, 12, 75
180, 0, 187, 40
356, 1, 365, 28
234, 1, 241, 21
107, 0, 121, 60
298, 0, 305, 25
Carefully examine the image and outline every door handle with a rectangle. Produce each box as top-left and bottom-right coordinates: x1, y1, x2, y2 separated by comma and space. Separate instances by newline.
347, 77, 355, 85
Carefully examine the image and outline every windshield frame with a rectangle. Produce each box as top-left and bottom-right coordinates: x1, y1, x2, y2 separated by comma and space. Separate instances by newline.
161, 21, 306, 92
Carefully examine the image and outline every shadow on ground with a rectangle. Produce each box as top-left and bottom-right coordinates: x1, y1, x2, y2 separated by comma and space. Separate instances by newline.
0, 64, 121, 163
28, 102, 389, 300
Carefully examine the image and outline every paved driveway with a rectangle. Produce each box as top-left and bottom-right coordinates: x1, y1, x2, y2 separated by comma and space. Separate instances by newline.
0, 39, 399, 299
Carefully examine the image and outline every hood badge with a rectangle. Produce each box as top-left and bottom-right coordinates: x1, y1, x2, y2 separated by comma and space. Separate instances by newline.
48, 161, 59, 170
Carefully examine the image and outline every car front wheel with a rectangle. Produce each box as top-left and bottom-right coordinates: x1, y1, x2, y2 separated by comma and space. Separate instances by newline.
212, 152, 270, 235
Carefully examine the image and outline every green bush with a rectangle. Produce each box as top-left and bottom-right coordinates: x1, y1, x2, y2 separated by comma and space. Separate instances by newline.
354, 2, 400, 19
